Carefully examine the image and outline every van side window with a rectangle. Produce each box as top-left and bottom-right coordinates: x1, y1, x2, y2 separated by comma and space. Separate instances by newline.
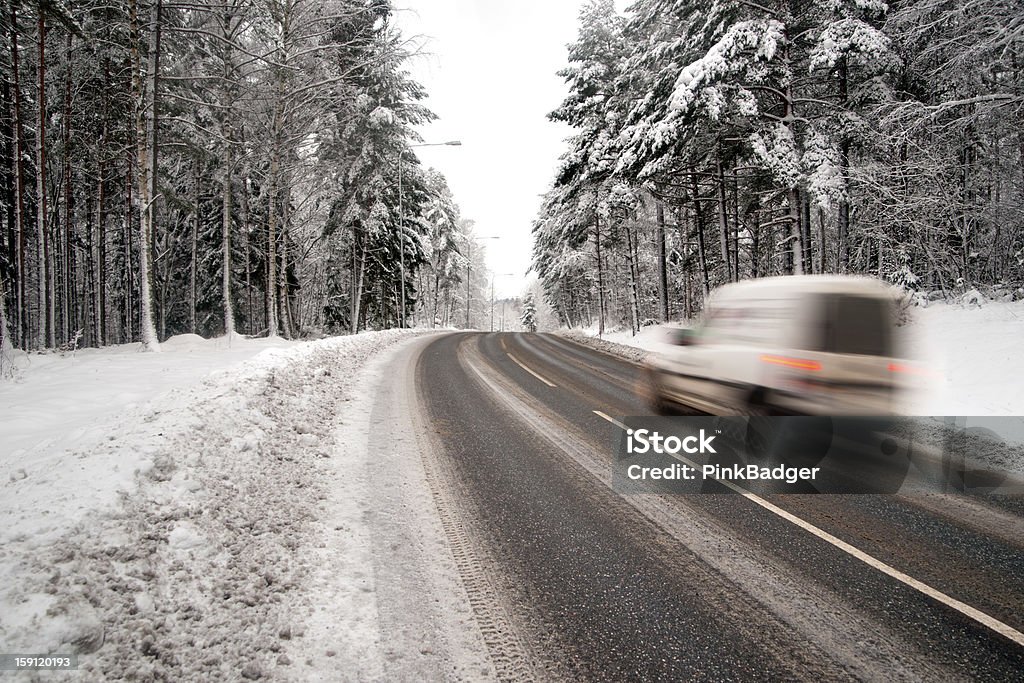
815, 295, 892, 356
702, 301, 783, 346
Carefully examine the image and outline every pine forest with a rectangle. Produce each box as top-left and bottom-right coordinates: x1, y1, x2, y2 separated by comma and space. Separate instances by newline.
0, 0, 483, 353
532, 0, 1024, 334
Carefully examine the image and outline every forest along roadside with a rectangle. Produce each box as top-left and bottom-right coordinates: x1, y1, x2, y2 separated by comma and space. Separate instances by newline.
0, 329, 443, 681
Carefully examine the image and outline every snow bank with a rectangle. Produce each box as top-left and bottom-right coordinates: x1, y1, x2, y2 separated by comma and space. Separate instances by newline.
908, 300, 1024, 416
559, 328, 656, 362
0, 329, 435, 680
0, 335, 299, 552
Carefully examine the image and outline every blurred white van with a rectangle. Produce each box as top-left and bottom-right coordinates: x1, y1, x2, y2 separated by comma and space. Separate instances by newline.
643, 275, 919, 415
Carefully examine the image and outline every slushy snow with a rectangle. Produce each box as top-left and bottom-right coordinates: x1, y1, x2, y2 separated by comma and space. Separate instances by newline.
0, 330, 467, 680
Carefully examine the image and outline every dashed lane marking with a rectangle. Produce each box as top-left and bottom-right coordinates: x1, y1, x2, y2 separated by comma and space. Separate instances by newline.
590, 410, 1024, 648
506, 353, 557, 387
593, 410, 628, 430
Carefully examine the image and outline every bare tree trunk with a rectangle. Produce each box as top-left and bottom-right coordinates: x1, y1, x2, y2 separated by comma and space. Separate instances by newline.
131, 0, 161, 350
350, 235, 365, 334
818, 208, 827, 274
625, 222, 641, 334
594, 211, 605, 336
96, 60, 109, 346
751, 210, 761, 279
837, 56, 850, 273
92, 179, 102, 345
241, 176, 253, 333
675, 205, 692, 318
781, 35, 804, 276
432, 271, 441, 327
123, 150, 133, 342
217, 7, 240, 339
787, 187, 803, 275
158, 239, 170, 340
61, 31, 73, 343
1, 76, 13, 350
190, 158, 198, 333
688, 173, 711, 298
731, 171, 741, 280
802, 192, 813, 274
222, 134, 235, 337
279, 184, 294, 338
266, 112, 281, 337
655, 200, 669, 321
716, 152, 733, 282
9, 5, 29, 350
0, 273, 11, 362
36, 6, 52, 348
631, 216, 643, 319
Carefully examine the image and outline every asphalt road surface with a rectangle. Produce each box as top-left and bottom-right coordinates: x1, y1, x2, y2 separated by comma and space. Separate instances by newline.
413, 331, 1024, 681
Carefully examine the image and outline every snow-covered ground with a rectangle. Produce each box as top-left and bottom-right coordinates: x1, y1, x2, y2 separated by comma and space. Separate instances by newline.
0, 329, 469, 680
0, 335, 300, 552
910, 300, 1024, 416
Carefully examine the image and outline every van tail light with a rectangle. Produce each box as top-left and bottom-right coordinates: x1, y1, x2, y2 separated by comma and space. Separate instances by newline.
760, 355, 821, 371
888, 362, 933, 377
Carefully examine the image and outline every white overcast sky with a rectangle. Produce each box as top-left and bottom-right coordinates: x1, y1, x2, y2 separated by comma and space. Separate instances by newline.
393, 1, 605, 299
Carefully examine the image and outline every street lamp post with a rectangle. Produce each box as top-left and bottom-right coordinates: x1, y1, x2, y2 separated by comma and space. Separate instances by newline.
397, 140, 461, 328
490, 272, 514, 333
466, 235, 500, 329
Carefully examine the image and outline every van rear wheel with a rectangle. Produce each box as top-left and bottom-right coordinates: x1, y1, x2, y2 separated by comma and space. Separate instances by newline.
745, 388, 779, 456
746, 387, 777, 416
652, 396, 700, 416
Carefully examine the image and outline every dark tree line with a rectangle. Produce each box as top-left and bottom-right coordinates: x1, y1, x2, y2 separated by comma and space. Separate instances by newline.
0, 0, 480, 354
532, 0, 1024, 333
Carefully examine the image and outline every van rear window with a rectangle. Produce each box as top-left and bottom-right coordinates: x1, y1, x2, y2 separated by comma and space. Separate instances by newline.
815, 295, 892, 356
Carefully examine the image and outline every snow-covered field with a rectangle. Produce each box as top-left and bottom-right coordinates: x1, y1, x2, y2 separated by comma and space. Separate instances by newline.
0, 330, 446, 680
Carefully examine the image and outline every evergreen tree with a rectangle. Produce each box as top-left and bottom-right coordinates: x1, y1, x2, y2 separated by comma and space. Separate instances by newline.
532, 0, 1023, 328
520, 292, 538, 333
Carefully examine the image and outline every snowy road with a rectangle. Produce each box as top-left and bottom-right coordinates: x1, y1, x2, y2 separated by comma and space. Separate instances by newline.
414, 332, 1024, 680
3, 330, 1023, 681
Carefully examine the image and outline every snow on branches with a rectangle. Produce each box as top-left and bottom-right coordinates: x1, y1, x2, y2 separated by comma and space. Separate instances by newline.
669, 19, 785, 118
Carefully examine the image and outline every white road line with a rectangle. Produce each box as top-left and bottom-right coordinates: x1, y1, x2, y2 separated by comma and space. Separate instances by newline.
593, 410, 629, 430
506, 353, 556, 387
685, 449, 1024, 647
593, 412, 1024, 648
731, 483, 1024, 647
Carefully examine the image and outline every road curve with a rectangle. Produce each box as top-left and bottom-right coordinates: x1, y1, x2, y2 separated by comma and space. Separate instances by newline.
415, 331, 1024, 681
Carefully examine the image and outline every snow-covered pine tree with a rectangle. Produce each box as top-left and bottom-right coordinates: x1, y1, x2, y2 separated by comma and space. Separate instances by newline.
520, 292, 538, 333
418, 170, 463, 328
